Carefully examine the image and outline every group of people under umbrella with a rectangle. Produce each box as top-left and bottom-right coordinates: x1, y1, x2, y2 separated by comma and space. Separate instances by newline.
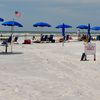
0, 17, 100, 53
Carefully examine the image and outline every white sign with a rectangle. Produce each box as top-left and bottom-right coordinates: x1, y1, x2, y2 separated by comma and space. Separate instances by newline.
84, 43, 96, 55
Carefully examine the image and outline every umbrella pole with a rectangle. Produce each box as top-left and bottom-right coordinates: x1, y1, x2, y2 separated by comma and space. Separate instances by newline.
10, 18, 15, 52
62, 27, 65, 46
11, 34, 13, 53
62, 39, 65, 46
11, 26, 14, 52
62, 35, 65, 46
62, 39, 64, 46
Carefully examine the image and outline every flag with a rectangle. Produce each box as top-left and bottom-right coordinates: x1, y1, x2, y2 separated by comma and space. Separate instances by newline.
15, 11, 21, 17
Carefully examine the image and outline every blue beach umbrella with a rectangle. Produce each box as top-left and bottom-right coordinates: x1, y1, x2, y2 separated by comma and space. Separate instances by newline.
2, 21, 23, 35
2, 20, 23, 52
33, 22, 51, 27
33, 22, 51, 34
2, 21, 23, 27
76, 25, 88, 35
0, 18, 4, 22
0, 18, 4, 32
0, 18, 4, 34
56, 23, 72, 39
76, 25, 88, 29
91, 26, 100, 31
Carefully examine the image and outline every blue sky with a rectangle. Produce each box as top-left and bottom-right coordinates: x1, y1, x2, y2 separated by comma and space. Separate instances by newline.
0, 0, 100, 31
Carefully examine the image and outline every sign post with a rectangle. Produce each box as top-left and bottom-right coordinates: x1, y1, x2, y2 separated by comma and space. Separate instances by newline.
84, 43, 96, 61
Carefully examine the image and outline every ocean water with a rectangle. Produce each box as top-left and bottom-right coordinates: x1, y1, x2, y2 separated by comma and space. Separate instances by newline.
0, 31, 100, 37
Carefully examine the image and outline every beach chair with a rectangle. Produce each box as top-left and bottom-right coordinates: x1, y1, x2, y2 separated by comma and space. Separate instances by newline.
40, 35, 44, 41
2, 40, 8, 46
96, 35, 100, 40
2, 34, 12, 45
13, 36, 19, 43
48, 35, 55, 43
1, 34, 12, 53
40, 35, 48, 42
66, 35, 70, 40
43, 35, 48, 41
7, 35, 12, 43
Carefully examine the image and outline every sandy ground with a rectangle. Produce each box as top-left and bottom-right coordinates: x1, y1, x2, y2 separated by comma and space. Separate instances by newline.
0, 38, 100, 100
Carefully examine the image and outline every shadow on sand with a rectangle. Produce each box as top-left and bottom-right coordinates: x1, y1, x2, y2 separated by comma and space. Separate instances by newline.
0, 52, 23, 55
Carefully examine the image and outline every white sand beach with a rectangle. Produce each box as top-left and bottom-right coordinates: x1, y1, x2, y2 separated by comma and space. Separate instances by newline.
0, 38, 100, 100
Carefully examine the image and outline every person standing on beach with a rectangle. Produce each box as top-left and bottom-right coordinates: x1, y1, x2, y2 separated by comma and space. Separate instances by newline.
77, 30, 80, 37
77, 30, 81, 40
